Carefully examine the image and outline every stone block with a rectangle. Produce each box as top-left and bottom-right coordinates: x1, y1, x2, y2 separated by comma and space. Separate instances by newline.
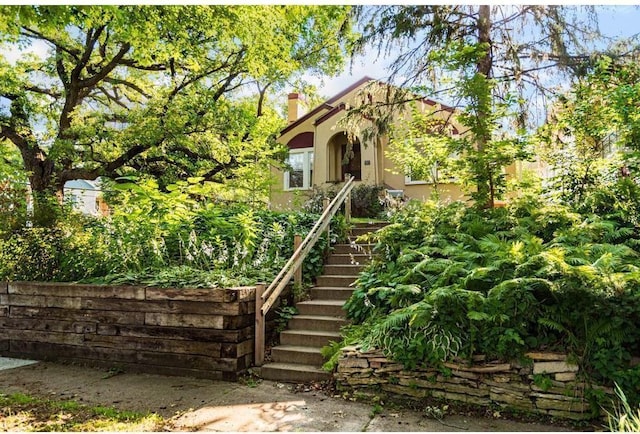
442, 391, 490, 406
530, 391, 584, 402
444, 362, 511, 373
535, 397, 589, 412
484, 380, 530, 393
547, 409, 593, 421
451, 370, 480, 380
398, 377, 443, 390
0, 281, 7, 294
348, 377, 385, 386
525, 351, 567, 361
491, 375, 512, 383
340, 357, 369, 369
382, 383, 428, 398
444, 383, 489, 397
533, 361, 578, 374
555, 372, 576, 382
376, 363, 404, 373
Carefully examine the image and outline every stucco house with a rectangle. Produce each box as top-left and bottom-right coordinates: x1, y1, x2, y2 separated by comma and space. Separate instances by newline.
270, 76, 518, 210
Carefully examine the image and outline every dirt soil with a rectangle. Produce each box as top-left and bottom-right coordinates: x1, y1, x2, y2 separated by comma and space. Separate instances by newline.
0, 360, 595, 432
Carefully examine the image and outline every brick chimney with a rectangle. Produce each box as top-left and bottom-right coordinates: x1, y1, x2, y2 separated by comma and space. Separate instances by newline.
287, 93, 303, 124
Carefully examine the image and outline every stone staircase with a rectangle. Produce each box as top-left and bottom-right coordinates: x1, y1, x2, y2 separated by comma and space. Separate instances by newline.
259, 222, 386, 383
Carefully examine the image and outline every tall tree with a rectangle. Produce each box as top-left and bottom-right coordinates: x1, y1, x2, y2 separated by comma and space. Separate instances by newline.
0, 5, 352, 225
537, 52, 640, 205
348, 5, 607, 208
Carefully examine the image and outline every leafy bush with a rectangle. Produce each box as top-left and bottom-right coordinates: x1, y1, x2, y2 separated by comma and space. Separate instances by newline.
343, 194, 640, 404
303, 183, 387, 218
350, 184, 385, 218
0, 178, 348, 288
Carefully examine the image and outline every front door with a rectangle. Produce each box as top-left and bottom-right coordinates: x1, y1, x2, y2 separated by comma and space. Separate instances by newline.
341, 142, 361, 181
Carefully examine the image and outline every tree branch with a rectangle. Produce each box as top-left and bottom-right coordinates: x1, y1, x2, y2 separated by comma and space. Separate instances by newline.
21, 26, 80, 59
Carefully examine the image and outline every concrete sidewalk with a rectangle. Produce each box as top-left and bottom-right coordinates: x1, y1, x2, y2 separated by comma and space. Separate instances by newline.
0, 359, 579, 431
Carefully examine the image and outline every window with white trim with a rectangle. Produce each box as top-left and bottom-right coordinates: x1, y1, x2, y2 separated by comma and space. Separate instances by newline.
285, 149, 313, 190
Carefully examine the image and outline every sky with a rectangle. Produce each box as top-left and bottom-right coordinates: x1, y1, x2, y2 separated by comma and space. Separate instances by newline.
302, 5, 640, 100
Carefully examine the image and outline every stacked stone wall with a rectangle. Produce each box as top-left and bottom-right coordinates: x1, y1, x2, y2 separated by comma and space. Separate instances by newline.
337, 346, 614, 420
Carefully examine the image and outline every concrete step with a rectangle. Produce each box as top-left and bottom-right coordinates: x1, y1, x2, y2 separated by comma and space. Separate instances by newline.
310, 287, 355, 301
353, 222, 388, 228
350, 226, 386, 237
323, 264, 365, 275
259, 362, 331, 383
288, 315, 348, 332
326, 253, 371, 265
271, 345, 325, 365
332, 243, 376, 254
316, 275, 357, 287
280, 329, 341, 347
297, 300, 346, 317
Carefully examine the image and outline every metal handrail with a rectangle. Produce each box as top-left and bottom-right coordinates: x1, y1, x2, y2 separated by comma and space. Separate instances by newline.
260, 175, 355, 315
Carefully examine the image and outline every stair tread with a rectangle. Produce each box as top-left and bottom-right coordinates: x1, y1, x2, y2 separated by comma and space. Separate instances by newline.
333, 243, 376, 247
261, 362, 326, 373
272, 345, 323, 354
293, 314, 348, 321
312, 285, 356, 289
298, 300, 345, 306
280, 329, 340, 336
318, 274, 359, 278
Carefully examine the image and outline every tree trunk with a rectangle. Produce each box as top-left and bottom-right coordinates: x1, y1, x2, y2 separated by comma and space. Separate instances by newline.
476, 5, 495, 209
24, 153, 61, 228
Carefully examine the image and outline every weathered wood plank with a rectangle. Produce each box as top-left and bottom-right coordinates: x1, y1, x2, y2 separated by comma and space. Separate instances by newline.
8, 282, 145, 300
8, 341, 236, 371
96, 324, 251, 343
10, 306, 145, 325
221, 339, 253, 358
0, 317, 96, 334
5, 329, 85, 345
6, 294, 82, 309
224, 314, 254, 330
144, 312, 223, 329
135, 351, 238, 371
82, 298, 245, 315
83, 334, 222, 357
145, 288, 227, 302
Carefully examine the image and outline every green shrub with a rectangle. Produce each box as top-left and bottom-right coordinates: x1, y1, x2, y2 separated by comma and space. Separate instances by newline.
343, 194, 640, 404
0, 178, 349, 287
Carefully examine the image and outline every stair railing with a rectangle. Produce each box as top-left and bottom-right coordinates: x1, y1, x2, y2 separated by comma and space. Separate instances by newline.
255, 175, 355, 366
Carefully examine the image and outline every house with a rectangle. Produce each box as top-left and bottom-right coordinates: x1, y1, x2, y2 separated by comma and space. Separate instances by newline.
270, 76, 518, 210
63, 179, 109, 216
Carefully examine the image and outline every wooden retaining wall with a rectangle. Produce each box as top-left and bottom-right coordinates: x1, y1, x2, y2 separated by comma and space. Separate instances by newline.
0, 281, 258, 380
336, 346, 615, 421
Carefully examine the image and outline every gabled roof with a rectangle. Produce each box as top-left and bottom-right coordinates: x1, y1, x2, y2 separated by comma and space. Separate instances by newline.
280, 76, 375, 136
280, 76, 457, 136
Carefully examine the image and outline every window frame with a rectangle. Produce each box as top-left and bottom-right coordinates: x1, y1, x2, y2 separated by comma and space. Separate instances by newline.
284, 148, 314, 191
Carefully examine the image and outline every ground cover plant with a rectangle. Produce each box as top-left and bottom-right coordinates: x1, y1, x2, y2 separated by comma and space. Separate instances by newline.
0, 177, 347, 287
0, 392, 164, 432
338, 182, 640, 409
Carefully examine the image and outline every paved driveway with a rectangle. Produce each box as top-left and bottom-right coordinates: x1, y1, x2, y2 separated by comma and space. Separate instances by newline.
0, 358, 580, 431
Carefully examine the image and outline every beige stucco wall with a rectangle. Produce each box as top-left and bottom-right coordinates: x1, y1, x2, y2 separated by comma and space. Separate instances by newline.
270, 79, 521, 211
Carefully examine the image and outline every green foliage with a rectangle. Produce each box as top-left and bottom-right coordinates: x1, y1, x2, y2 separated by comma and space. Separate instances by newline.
0, 178, 348, 287
343, 193, 640, 404
275, 303, 299, 334
350, 184, 385, 218
607, 384, 640, 432
0, 5, 353, 226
